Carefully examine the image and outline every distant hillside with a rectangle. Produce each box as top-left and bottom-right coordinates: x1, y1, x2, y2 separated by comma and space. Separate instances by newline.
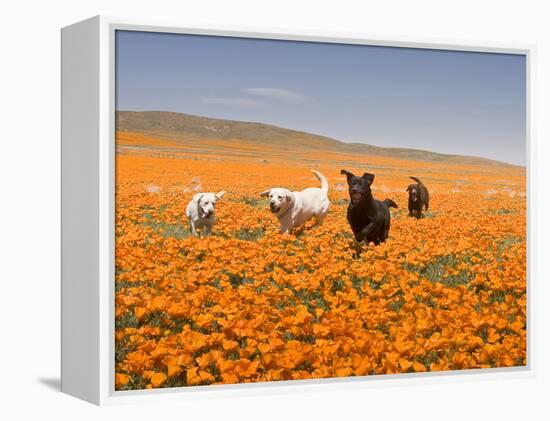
116, 111, 517, 167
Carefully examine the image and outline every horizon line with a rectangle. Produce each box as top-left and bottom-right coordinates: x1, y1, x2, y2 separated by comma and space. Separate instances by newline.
115, 108, 526, 168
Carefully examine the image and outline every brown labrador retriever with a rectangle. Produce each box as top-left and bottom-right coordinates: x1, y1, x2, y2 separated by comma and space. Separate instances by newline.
406, 176, 429, 219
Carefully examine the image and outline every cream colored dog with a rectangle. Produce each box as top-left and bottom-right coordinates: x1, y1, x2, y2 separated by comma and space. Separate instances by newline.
185, 191, 226, 236
260, 170, 329, 234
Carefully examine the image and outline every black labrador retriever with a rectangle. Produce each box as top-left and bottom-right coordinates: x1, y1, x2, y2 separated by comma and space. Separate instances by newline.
406, 176, 429, 219
341, 169, 397, 245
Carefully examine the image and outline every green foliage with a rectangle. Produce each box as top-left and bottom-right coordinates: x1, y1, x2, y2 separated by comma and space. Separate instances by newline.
142, 213, 191, 239
116, 310, 139, 329
234, 227, 265, 241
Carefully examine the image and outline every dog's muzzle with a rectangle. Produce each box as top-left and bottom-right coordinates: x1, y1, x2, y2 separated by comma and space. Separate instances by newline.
269, 203, 280, 213
351, 192, 362, 203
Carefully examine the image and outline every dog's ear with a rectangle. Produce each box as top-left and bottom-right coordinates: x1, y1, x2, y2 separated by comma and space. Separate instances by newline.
362, 173, 375, 186
284, 190, 294, 203
215, 191, 226, 200
406, 185, 411, 192
260, 189, 271, 197
192, 193, 204, 203
341, 169, 355, 183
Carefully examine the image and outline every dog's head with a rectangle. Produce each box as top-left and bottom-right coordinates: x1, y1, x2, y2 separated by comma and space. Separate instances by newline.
260, 188, 294, 216
193, 191, 225, 218
341, 170, 375, 204
406, 184, 420, 203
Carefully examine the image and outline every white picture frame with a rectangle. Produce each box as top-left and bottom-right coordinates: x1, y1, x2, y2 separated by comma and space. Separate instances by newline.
61, 15, 536, 406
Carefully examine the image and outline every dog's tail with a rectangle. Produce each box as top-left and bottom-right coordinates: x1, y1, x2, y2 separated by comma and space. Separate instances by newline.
384, 199, 398, 209
312, 170, 329, 194
410, 176, 424, 185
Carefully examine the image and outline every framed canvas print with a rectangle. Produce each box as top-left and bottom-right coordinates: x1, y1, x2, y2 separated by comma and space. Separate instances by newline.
61, 16, 534, 405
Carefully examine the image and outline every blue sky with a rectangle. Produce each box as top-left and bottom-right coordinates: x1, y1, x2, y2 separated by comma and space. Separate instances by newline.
116, 31, 526, 165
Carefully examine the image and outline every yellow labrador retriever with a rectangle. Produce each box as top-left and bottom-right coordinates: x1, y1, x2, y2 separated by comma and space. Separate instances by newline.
185, 191, 226, 236
260, 170, 329, 234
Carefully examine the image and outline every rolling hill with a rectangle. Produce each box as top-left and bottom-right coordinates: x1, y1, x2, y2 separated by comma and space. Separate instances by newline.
116, 111, 517, 167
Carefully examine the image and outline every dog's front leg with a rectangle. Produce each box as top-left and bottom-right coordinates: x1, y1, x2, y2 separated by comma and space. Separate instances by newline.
279, 221, 292, 235
189, 220, 197, 236
279, 217, 292, 235
204, 223, 212, 236
353, 229, 364, 242
352, 224, 367, 242
359, 222, 376, 240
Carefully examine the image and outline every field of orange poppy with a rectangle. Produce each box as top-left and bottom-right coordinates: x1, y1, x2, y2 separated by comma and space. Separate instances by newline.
114, 131, 526, 390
